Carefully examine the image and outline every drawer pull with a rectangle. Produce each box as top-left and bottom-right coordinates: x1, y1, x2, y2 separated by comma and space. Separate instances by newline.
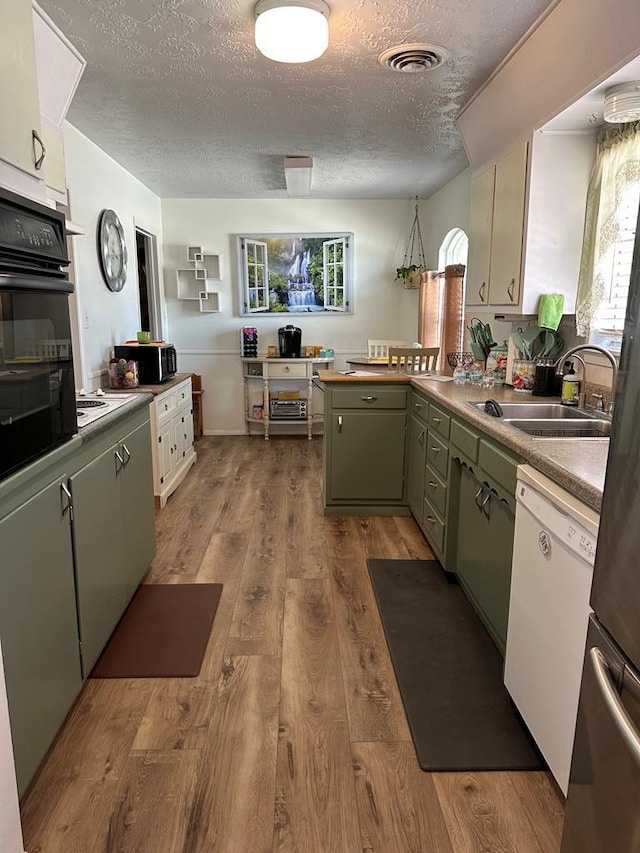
360, 395, 378, 402
284, 365, 290, 372
413, 401, 423, 410
431, 417, 441, 425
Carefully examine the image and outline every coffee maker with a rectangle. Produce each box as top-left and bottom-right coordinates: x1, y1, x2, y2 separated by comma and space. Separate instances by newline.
278, 325, 302, 358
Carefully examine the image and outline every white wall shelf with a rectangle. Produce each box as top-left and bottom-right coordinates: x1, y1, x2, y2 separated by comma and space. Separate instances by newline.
177, 246, 222, 312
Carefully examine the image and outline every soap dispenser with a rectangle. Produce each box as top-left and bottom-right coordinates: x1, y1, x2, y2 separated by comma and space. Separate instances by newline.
561, 361, 580, 406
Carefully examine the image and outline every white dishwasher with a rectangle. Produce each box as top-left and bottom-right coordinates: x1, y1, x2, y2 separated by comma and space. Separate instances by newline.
504, 465, 599, 796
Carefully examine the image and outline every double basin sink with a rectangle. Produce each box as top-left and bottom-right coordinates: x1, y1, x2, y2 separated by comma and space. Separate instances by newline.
468, 401, 612, 440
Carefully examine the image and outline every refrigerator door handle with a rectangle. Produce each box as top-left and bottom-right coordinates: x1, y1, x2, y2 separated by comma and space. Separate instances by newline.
590, 646, 640, 766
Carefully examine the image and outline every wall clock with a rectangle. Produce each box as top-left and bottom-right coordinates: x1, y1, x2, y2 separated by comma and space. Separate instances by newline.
97, 209, 128, 292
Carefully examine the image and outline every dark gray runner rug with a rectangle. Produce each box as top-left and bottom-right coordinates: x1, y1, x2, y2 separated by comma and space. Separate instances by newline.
367, 559, 544, 771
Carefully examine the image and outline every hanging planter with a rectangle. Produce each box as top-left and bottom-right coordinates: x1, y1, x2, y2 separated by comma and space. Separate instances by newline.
395, 198, 427, 289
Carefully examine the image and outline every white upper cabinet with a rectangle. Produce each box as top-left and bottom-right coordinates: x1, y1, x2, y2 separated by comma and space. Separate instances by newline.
0, 0, 85, 202
466, 133, 595, 314
0, 0, 42, 179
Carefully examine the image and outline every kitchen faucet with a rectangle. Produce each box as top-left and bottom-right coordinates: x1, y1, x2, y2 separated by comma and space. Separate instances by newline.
554, 344, 618, 414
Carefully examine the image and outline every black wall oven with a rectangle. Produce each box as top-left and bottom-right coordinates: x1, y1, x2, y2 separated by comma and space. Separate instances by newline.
0, 187, 77, 482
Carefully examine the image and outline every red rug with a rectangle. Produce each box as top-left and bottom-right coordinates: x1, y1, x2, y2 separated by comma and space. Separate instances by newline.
91, 583, 222, 678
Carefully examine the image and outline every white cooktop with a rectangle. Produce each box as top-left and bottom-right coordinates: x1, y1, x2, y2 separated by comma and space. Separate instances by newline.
75, 390, 135, 427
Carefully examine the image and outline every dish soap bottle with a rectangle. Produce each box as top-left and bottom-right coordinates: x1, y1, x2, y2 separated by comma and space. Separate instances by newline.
561, 361, 580, 406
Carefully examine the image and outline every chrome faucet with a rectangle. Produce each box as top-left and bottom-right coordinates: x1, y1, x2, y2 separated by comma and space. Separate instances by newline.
554, 344, 618, 414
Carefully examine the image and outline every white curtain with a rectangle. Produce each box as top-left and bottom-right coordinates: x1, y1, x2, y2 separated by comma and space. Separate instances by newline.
576, 121, 640, 337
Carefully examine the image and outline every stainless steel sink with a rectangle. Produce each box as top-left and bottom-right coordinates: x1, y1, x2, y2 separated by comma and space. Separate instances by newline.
503, 418, 612, 439
468, 401, 595, 420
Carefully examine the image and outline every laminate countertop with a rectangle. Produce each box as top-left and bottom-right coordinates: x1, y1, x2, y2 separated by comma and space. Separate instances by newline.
319, 371, 608, 511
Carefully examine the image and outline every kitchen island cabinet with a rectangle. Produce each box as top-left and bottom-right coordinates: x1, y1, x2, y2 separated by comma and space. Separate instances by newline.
321, 377, 410, 514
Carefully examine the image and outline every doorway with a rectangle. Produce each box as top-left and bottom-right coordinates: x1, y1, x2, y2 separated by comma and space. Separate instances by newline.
135, 228, 163, 340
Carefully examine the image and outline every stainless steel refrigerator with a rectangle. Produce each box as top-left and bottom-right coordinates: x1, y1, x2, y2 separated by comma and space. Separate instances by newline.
561, 204, 640, 850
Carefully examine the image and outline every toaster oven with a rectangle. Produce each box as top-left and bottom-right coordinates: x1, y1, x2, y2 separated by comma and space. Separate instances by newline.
269, 399, 308, 419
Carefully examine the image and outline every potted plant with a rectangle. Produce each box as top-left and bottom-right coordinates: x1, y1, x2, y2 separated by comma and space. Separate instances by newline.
395, 200, 427, 289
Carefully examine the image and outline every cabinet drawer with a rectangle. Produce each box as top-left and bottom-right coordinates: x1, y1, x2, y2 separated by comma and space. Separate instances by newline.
410, 392, 429, 425
332, 387, 407, 410
478, 439, 518, 494
428, 404, 451, 440
267, 362, 307, 379
175, 381, 191, 407
156, 390, 177, 422
426, 432, 449, 479
423, 499, 445, 554
450, 419, 479, 463
424, 465, 447, 517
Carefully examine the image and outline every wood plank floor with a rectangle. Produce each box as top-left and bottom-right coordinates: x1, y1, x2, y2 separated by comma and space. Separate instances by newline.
20, 436, 564, 852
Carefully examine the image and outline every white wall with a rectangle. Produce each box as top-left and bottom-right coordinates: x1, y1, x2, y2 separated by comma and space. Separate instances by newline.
422, 167, 471, 266
161, 198, 422, 434
63, 123, 165, 390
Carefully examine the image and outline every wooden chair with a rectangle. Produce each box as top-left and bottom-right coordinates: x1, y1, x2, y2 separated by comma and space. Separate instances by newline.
191, 373, 204, 438
387, 347, 440, 374
367, 339, 409, 362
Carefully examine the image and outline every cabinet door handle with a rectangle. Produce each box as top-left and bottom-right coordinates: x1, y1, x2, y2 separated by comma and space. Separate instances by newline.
121, 444, 131, 466
430, 445, 440, 454
418, 430, 425, 447
427, 480, 438, 489
479, 281, 486, 302
425, 515, 436, 524
114, 450, 125, 474
32, 129, 46, 171
507, 278, 515, 302
337, 415, 343, 433
360, 395, 378, 402
474, 485, 485, 507
60, 482, 73, 518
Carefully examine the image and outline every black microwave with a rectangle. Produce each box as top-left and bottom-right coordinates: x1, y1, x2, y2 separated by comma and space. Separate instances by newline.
113, 343, 177, 384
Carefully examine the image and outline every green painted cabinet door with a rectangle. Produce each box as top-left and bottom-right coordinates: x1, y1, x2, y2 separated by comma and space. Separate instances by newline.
0, 475, 82, 795
119, 420, 156, 599
407, 413, 427, 522
455, 462, 515, 655
329, 410, 406, 501
70, 442, 126, 676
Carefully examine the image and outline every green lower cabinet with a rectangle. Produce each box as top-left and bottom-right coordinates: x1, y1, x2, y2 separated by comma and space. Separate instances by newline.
323, 383, 409, 513
0, 473, 83, 796
71, 419, 156, 677
454, 460, 516, 655
407, 413, 427, 522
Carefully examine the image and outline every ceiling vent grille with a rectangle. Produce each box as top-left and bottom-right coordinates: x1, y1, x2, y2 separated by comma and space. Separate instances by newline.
377, 43, 448, 74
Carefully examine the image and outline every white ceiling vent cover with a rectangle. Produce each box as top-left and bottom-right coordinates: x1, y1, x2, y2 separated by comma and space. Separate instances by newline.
377, 43, 449, 73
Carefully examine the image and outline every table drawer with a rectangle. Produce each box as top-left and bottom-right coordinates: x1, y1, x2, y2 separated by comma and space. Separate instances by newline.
424, 465, 447, 517
423, 498, 445, 554
267, 362, 308, 379
426, 432, 449, 479
450, 419, 479, 463
332, 387, 407, 410
410, 392, 429, 425
428, 404, 451, 440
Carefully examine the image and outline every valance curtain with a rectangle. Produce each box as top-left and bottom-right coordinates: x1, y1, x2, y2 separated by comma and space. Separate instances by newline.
575, 121, 640, 337
418, 264, 465, 374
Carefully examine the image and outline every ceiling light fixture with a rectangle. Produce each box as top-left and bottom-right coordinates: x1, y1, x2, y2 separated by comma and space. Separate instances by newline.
255, 0, 330, 64
603, 81, 640, 123
284, 156, 313, 196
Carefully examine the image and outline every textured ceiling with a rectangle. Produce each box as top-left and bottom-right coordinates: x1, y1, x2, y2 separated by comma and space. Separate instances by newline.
39, 0, 553, 199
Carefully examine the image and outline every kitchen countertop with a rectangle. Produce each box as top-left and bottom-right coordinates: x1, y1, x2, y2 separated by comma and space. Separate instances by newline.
77, 393, 153, 442
319, 371, 608, 511
103, 372, 192, 397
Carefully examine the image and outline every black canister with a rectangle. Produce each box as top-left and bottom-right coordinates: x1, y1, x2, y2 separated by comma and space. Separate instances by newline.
532, 359, 557, 396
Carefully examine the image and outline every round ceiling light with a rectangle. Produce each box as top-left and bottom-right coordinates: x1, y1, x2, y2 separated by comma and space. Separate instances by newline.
255, 0, 330, 64
603, 81, 640, 123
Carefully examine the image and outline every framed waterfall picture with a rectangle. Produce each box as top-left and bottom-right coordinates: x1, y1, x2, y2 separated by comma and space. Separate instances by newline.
236, 232, 353, 315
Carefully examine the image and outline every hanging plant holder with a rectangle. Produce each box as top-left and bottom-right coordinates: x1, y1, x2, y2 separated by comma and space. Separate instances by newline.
395, 198, 427, 289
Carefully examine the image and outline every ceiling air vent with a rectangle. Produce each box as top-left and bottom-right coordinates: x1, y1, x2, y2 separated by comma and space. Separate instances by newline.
377, 43, 448, 74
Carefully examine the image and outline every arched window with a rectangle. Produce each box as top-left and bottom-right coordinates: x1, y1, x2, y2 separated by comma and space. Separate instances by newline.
438, 227, 469, 270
